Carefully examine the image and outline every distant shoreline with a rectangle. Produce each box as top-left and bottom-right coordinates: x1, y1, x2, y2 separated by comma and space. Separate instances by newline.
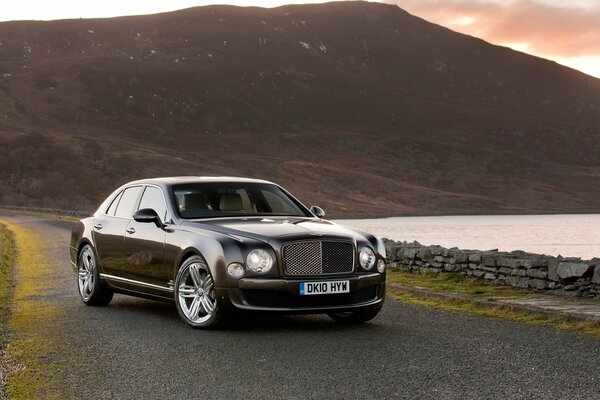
337, 214, 600, 260
332, 210, 600, 220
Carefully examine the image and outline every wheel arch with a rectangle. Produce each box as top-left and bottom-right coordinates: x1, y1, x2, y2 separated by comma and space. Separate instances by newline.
174, 248, 210, 276
76, 240, 107, 275
77, 239, 93, 256
169, 230, 246, 289
172, 238, 233, 289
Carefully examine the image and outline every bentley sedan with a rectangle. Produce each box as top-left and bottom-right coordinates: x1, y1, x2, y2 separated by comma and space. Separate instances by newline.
70, 177, 386, 328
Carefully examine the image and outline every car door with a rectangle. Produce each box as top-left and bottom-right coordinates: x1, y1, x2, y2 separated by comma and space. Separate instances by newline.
93, 186, 143, 276
122, 185, 169, 291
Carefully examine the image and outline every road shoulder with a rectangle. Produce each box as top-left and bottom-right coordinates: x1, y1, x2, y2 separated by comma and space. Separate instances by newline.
388, 271, 600, 337
0, 219, 63, 399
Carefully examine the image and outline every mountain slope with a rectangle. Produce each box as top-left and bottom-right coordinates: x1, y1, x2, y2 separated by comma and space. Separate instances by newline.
1, 1, 599, 216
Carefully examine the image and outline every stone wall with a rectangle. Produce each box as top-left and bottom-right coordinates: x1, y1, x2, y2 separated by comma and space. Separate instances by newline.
0, 206, 90, 218
384, 240, 600, 297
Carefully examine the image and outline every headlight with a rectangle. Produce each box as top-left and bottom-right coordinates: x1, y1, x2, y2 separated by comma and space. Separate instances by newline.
377, 259, 386, 273
246, 249, 274, 273
359, 247, 376, 270
227, 262, 245, 278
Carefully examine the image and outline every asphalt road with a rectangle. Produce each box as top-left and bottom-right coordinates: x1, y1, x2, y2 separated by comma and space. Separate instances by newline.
2, 212, 600, 399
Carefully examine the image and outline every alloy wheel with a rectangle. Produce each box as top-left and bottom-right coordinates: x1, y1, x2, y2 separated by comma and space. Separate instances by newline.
177, 262, 216, 323
78, 247, 96, 301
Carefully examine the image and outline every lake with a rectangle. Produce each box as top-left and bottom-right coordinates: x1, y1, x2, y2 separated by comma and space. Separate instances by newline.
334, 214, 600, 260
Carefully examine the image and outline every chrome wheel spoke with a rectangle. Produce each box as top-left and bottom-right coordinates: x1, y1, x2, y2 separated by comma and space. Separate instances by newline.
83, 255, 91, 271
178, 285, 196, 298
189, 264, 202, 288
188, 297, 201, 320
200, 296, 215, 314
202, 276, 213, 292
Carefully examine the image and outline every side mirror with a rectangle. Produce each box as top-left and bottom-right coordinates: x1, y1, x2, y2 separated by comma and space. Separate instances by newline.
133, 208, 163, 228
310, 206, 326, 218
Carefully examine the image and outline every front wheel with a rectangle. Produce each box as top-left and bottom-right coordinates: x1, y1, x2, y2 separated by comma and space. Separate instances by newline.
175, 255, 224, 329
327, 307, 382, 324
77, 244, 113, 306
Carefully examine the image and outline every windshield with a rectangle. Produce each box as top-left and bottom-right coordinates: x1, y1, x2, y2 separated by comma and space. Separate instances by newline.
171, 182, 310, 219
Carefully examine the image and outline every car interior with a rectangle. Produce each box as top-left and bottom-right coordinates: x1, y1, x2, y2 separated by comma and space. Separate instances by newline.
173, 184, 305, 219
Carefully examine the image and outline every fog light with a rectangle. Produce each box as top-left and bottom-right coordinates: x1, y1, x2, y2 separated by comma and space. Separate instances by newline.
377, 259, 386, 273
227, 262, 245, 278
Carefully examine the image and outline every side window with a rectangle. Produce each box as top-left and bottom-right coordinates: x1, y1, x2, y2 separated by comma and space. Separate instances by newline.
138, 186, 167, 221
114, 186, 143, 219
105, 191, 123, 216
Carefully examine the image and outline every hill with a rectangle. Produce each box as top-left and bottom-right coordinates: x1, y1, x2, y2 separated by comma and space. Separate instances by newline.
1, 1, 599, 217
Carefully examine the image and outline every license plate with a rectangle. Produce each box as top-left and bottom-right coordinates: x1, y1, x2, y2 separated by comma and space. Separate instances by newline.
299, 280, 350, 296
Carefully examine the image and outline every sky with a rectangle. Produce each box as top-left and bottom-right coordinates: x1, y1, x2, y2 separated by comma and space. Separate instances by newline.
1, 0, 598, 78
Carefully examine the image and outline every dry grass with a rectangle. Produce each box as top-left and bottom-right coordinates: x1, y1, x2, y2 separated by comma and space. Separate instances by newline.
387, 271, 600, 338
0, 225, 13, 319
1, 221, 63, 399
0, 224, 16, 400
387, 270, 539, 298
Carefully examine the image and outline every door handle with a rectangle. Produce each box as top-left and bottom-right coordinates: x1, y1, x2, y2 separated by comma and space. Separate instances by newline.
93, 224, 103, 230
126, 227, 136, 234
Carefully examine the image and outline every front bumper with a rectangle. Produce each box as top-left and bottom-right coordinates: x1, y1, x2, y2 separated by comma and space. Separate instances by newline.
215, 272, 385, 314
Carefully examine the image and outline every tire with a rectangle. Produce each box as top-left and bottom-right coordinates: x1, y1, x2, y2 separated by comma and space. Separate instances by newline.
77, 244, 114, 306
174, 255, 224, 329
327, 307, 382, 324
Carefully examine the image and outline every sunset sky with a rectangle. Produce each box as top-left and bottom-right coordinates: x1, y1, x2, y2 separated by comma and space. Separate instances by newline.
1, 0, 598, 78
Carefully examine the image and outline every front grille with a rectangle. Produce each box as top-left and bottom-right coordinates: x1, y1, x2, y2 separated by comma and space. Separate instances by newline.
282, 240, 354, 275
242, 286, 378, 308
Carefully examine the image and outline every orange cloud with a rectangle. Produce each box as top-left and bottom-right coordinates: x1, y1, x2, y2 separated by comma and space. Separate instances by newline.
389, 0, 600, 76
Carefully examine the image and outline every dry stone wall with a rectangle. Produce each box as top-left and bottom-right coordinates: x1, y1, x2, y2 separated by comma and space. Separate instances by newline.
384, 240, 600, 297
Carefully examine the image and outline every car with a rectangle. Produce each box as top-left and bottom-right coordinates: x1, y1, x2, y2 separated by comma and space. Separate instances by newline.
70, 177, 386, 328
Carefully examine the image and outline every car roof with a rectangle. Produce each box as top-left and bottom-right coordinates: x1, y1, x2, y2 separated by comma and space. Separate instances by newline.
94, 176, 285, 216
126, 176, 276, 187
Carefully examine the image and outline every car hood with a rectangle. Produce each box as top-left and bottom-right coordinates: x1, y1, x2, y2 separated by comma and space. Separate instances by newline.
181, 217, 371, 244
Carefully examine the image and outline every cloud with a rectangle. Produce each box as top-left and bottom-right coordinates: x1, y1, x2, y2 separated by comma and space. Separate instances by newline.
391, 0, 600, 58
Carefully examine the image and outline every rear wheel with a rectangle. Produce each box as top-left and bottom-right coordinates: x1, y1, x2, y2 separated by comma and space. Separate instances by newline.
175, 255, 224, 329
327, 307, 382, 324
77, 244, 113, 306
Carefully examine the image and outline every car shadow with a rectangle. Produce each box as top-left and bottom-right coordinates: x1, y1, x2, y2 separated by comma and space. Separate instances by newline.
224, 313, 383, 333
105, 295, 383, 333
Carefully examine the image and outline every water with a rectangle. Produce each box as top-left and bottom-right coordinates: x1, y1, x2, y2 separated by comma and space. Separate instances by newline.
334, 214, 600, 260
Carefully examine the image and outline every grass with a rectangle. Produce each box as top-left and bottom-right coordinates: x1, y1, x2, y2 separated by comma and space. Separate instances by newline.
387, 270, 539, 299
0, 220, 63, 399
387, 271, 600, 337
0, 224, 14, 320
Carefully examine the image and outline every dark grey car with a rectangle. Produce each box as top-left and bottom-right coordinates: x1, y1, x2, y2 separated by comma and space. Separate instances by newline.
70, 177, 386, 328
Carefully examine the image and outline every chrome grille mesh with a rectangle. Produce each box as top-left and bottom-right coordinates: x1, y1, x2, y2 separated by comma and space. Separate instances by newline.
283, 241, 354, 275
